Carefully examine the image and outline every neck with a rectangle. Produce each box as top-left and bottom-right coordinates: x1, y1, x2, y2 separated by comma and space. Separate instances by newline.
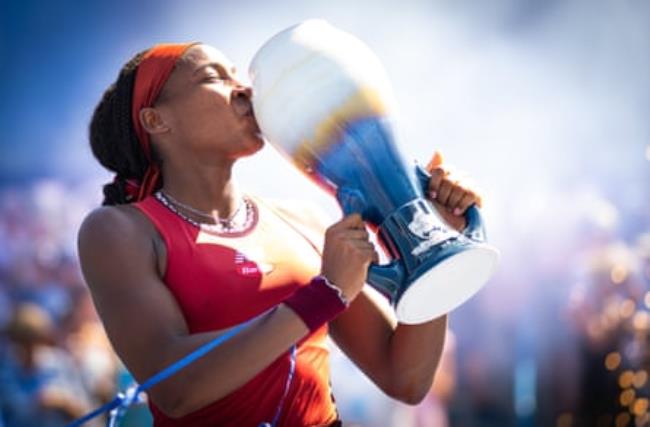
160, 157, 241, 220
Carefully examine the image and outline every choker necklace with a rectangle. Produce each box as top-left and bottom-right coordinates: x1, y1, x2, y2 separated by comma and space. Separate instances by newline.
154, 191, 256, 234
159, 190, 243, 223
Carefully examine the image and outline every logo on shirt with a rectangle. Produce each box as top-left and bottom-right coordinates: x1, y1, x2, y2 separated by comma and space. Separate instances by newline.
234, 249, 274, 276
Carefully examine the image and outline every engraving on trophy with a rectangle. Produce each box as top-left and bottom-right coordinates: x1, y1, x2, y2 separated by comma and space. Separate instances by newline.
408, 207, 455, 256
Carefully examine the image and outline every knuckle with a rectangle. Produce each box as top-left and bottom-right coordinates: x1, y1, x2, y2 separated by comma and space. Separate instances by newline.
453, 189, 468, 203
429, 173, 441, 183
464, 195, 478, 206
449, 178, 462, 189
431, 167, 446, 177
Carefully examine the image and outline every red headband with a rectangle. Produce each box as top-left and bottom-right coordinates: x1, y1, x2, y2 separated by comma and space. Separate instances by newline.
126, 42, 196, 201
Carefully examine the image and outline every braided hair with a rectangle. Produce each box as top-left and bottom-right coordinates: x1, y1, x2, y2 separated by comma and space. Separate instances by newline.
89, 50, 163, 206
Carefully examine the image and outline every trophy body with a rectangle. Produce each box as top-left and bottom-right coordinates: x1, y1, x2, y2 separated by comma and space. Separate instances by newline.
250, 20, 500, 323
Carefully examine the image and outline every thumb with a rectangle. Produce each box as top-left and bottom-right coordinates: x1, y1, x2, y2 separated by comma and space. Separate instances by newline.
426, 150, 445, 173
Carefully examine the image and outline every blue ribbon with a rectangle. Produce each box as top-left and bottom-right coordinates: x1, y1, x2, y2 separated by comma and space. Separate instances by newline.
67, 318, 257, 427
267, 344, 297, 427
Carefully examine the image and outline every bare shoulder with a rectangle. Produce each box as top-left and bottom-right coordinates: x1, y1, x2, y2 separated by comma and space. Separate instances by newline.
77, 204, 158, 290
80, 204, 137, 234
78, 204, 153, 251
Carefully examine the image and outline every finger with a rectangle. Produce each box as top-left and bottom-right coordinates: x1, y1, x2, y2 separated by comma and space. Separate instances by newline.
425, 150, 445, 172
428, 167, 447, 199
345, 229, 370, 241
348, 240, 375, 251
332, 213, 364, 230
471, 190, 484, 208
447, 187, 467, 211
357, 247, 379, 264
451, 192, 475, 215
364, 249, 379, 265
445, 173, 468, 189
437, 179, 453, 206
458, 186, 483, 209
342, 213, 363, 224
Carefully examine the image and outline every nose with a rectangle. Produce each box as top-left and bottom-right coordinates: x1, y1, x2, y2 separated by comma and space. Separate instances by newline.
231, 84, 254, 117
231, 83, 253, 99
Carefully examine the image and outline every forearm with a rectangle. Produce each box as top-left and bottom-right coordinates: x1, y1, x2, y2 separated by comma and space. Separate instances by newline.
328, 287, 449, 404
387, 314, 448, 404
149, 304, 308, 417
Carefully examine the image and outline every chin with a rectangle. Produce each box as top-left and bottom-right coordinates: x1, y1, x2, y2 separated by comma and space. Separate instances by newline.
237, 134, 265, 157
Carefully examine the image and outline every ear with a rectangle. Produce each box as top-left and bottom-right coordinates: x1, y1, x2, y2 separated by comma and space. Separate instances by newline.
139, 107, 169, 135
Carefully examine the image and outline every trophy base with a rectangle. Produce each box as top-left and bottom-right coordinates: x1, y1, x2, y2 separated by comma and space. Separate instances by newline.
395, 244, 499, 324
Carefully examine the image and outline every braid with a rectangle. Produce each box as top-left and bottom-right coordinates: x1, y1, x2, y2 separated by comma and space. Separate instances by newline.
89, 50, 161, 206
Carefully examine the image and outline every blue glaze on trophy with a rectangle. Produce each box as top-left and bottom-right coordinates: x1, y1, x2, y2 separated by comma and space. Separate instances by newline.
250, 20, 500, 323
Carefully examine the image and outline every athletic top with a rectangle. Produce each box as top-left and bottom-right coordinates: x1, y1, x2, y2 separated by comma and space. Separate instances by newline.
132, 194, 339, 426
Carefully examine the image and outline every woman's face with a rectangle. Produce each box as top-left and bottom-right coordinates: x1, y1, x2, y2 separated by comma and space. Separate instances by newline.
153, 44, 264, 162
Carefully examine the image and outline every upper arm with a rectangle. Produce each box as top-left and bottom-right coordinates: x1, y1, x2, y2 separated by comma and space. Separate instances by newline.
77, 206, 188, 383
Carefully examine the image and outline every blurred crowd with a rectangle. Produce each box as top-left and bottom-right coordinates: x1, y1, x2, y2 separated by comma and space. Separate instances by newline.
0, 180, 118, 426
0, 177, 648, 427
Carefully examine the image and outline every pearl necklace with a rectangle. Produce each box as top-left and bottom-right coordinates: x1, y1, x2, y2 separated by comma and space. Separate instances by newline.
154, 191, 256, 234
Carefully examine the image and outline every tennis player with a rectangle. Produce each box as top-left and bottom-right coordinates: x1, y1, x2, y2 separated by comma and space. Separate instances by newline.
77, 42, 483, 426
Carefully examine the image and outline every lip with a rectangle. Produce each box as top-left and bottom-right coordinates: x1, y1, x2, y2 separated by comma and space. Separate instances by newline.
232, 94, 261, 133
247, 112, 261, 133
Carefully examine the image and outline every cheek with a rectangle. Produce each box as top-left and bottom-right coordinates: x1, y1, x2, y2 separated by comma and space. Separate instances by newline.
175, 94, 233, 137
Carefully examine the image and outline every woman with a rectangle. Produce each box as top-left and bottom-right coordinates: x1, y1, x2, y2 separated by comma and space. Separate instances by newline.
77, 42, 483, 426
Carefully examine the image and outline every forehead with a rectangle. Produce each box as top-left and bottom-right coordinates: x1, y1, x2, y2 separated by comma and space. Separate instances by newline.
180, 44, 235, 71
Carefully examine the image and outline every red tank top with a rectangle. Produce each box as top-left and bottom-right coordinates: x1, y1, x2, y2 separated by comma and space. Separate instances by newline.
132, 194, 339, 427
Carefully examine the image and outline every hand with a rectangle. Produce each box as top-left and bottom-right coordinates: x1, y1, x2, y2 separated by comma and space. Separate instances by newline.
38, 385, 86, 417
321, 214, 378, 302
425, 151, 483, 233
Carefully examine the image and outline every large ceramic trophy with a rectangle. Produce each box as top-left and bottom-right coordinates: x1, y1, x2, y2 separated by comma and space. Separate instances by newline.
249, 20, 500, 324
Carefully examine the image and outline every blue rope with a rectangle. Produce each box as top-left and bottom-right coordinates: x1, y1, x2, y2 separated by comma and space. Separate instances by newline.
66, 319, 254, 427
266, 344, 297, 427
66, 396, 124, 427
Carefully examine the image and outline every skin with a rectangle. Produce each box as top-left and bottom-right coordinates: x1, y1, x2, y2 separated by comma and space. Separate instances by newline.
78, 44, 484, 418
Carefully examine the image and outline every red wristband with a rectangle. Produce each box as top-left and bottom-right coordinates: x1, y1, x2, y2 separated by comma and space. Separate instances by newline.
283, 276, 349, 333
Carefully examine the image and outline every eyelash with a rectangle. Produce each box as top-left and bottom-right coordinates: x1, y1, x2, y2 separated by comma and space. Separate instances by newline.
204, 75, 227, 84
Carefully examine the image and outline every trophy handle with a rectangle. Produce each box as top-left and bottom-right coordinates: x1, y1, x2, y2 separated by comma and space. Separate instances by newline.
414, 164, 488, 242
367, 262, 404, 302
336, 186, 368, 217
336, 186, 404, 302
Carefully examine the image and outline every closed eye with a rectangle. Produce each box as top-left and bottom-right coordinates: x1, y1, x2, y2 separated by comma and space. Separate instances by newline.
203, 75, 227, 84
